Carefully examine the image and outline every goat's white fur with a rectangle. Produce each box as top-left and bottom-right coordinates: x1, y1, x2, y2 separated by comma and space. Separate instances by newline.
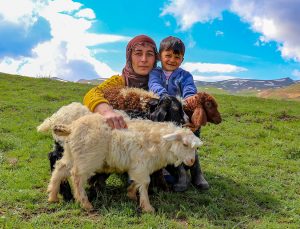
37, 102, 91, 144
119, 87, 159, 99
37, 102, 91, 133
47, 113, 202, 213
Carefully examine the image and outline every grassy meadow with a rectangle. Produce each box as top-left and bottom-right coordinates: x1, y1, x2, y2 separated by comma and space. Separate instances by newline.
0, 73, 300, 228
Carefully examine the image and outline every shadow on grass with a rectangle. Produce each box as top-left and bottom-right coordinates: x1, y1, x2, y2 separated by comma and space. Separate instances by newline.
81, 171, 282, 227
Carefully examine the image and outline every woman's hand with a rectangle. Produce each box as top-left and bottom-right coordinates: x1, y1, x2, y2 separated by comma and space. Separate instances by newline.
102, 110, 128, 129
94, 103, 127, 129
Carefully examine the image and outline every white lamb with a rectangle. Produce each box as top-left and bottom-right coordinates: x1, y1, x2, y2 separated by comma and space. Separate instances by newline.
47, 113, 202, 213
37, 102, 91, 144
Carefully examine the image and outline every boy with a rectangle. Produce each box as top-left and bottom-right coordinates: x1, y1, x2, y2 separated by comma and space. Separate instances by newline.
148, 36, 209, 192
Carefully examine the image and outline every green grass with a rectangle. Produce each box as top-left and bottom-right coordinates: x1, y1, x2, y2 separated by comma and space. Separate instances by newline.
198, 86, 263, 97
1, 73, 300, 228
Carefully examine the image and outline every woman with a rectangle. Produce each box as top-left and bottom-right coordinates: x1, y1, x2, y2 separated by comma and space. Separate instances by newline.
84, 35, 157, 129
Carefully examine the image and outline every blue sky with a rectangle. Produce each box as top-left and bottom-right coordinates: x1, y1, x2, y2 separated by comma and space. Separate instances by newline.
1, 0, 300, 82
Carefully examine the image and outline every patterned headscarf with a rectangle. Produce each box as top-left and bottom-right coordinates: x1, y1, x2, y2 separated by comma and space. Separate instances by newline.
122, 35, 158, 90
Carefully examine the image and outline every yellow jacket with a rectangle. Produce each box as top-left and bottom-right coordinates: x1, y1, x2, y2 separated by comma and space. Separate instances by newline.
83, 75, 125, 112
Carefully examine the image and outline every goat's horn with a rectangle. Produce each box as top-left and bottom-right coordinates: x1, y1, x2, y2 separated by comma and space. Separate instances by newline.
162, 133, 181, 141
191, 138, 203, 148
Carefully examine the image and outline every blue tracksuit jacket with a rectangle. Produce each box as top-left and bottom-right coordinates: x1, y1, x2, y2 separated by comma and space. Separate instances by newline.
148, 67, 197, 99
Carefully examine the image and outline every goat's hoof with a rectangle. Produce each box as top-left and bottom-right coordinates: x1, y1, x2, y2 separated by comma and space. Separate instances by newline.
83, 202, 93, 211
127, 192, 137, 201
48, 196, 59, 203
142, 205, 155, 213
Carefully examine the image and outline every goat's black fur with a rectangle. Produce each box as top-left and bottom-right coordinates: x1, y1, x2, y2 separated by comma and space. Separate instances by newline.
150, 95, 186, 126
48, 141, 73, 201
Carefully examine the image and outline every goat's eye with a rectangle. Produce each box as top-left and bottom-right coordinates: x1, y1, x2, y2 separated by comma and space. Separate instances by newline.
205, 101, 212, 108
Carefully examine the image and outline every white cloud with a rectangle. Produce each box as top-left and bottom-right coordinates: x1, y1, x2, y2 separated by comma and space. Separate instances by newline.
0, 0, 35, 23
181, 62, 245, 82
279, 43, 300, 62
46, 0, 82, 14
92, 48, 120, 54
161, 0, 300, 62
0, 0, 130, 80
75, 8, 96, 20
182, 62, 247, 73
0, 0, 42, 29
292, 69, 300, 79
161, 0, 231, 30
186, 33, 196, 48
165, 21, 171, 27
215, 30, 224, 37
254, 36, 268, 46
230, 0, 300, 61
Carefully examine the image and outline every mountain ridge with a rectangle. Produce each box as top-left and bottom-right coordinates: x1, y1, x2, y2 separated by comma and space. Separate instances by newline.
77, 76, 298, 92
194, 77, 296, 92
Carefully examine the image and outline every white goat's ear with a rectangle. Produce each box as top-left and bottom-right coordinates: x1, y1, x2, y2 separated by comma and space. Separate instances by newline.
191, 138, 203, 148
163, 133, 181, 141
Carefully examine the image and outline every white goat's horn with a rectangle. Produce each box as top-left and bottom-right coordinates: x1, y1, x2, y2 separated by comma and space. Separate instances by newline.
162, 133, 181, 141
191, 139, 203, 148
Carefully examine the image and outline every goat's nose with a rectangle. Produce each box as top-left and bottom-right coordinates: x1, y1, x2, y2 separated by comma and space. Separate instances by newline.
189, 158, 195, 166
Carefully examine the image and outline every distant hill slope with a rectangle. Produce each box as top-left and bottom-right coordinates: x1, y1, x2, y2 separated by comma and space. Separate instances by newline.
257, 83, 300, 101
77, 76, 298, 94
77, 78, 106, 85
195, 77, 295, 92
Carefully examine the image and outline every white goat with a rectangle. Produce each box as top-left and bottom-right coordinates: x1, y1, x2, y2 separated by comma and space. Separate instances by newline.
47, 113, 202, 213
37, 102, 91, 144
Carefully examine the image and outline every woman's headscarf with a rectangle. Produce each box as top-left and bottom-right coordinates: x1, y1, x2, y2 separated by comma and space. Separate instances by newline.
122, 35, 158, 90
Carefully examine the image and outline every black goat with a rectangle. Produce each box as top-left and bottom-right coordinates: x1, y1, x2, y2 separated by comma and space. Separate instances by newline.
150, 95, 187, 126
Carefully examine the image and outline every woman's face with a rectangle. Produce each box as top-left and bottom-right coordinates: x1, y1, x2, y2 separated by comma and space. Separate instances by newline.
131, 44, 156, 76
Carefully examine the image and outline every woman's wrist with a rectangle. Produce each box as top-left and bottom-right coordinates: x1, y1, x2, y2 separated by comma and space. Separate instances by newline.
93, 103, 113, 115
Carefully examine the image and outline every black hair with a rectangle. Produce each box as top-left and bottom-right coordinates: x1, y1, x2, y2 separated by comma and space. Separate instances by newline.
159, 36, 185, 56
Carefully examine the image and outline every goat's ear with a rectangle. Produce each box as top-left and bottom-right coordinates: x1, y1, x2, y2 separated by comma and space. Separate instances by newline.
183, 110, 190, 123
191, 138, 203, 148
148, 98, 159, 107
163, 132, 181, 141
191, 107, 207, 129
148, 98, 159, 113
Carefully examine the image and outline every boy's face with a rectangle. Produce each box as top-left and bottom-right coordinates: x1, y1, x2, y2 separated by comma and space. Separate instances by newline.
160, 50, 184, 72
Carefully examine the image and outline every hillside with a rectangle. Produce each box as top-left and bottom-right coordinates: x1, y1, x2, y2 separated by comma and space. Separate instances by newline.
257, 83, 300, 101
195, 77, 295, 92
76, 76, 300, 101
0, 72, 300, 228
